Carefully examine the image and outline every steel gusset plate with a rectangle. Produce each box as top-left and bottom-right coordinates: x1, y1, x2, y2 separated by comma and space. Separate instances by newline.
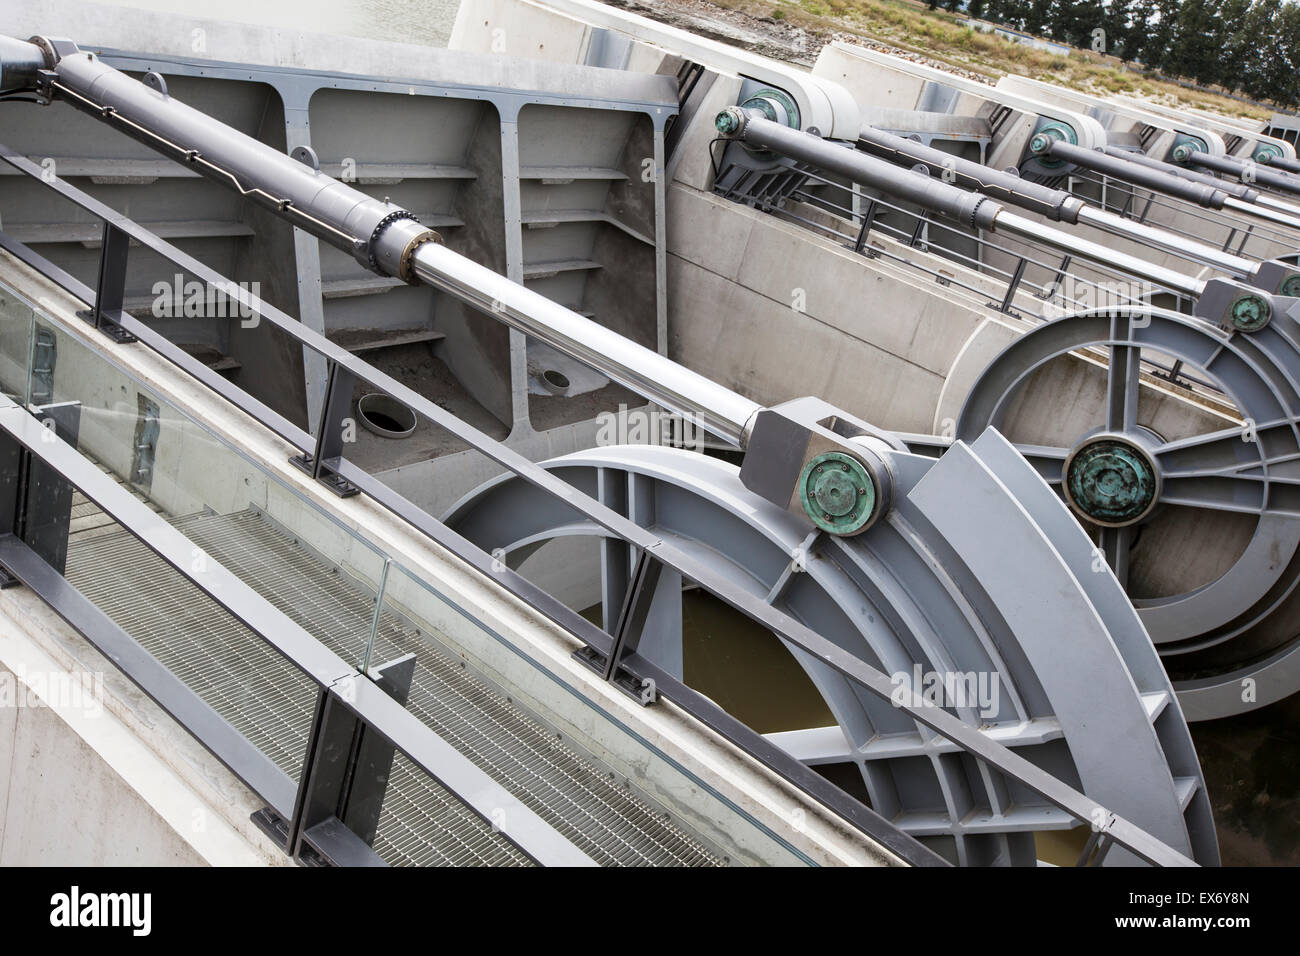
446, 438, 1216, 866
957, 307, 1300, 721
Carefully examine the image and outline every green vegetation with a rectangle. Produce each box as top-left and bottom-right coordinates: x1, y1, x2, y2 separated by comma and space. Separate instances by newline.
706, 0, 1276, 119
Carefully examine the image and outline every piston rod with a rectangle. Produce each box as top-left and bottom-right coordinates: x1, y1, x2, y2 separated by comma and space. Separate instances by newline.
856, 125, 1257, 277
1258, 152, 1300, 175
717, 108, 1207, 298
1038, 139, 1230, 210
11, 37, 761, 446
856, 125, 1089, 222
1185, 148, 1300, 197
1103, 145, 1300, 221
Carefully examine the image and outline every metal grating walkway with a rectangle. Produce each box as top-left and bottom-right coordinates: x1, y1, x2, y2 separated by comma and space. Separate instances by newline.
63, 497, 719, 867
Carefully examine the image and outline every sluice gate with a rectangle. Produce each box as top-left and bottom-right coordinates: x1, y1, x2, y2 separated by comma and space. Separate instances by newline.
7, 0, 1300, 866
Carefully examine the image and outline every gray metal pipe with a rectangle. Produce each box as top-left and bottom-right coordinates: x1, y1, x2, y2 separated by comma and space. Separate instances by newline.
1255, 192, 1300, 219
719, 108, 1207, 298
1259, 152, 1300, 175
1073, 203, 1257, 278
1221, 194, 1300, 233
19, 38, 762, 446
1105, 147, 1262, 201
856, 125, 1085, 223
716, 109, 1002, 231
1040, 140, 1228, 209
992, 209, 1205, 297
860, 124, 1255, 278
47, 46, 396, 260
1186, 149, 1300, 196
1103, 144, 1300, 224
409, 244, 759, 445
0, 35, 46, 92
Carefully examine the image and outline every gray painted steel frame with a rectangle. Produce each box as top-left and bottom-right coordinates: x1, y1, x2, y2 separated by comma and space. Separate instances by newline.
0, 134, 1202, 867
89, 46, 676, 434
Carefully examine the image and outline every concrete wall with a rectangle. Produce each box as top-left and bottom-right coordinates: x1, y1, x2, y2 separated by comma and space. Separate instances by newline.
0, 586, 286, 865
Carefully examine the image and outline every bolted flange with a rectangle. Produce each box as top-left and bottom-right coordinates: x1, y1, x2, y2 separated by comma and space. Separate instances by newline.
714, 107, 745, 136
798, 451, 877, 535
1063, 436, 1160, 527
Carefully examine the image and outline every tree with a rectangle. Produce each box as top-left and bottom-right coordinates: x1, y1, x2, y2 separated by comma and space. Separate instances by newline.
1114, 0, 1159, 63
1163, 0, 1225, 85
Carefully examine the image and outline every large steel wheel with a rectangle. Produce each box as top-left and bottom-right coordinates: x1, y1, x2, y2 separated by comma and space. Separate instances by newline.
447, 435, 1217, 865
958, 307, 1300, 720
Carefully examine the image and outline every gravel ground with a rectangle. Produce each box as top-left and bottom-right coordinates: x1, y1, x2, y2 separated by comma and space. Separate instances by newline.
600, 0, 992, 83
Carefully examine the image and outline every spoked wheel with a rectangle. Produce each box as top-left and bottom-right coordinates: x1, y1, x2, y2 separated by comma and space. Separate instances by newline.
448, 440, 1217, 865
957, 307, 1300, 719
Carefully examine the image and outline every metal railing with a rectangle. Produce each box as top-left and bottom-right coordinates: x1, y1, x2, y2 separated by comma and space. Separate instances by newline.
0, 395, 597, 866
1068, 169, 1300, 262
0, 147, 1199, 866
715, 157, 1220, 396
719, 158, 1197, 316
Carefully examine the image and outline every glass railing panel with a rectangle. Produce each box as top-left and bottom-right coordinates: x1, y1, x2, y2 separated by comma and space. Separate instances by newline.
11, 301, 388, 668
0, 284, 33, 402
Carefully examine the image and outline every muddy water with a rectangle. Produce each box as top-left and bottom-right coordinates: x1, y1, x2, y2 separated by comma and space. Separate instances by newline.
680, 591, 1300, 865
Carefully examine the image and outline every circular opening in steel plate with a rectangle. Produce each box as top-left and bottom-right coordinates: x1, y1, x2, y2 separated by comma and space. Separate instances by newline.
541, 369, 570, 394
357, 392, 417, 439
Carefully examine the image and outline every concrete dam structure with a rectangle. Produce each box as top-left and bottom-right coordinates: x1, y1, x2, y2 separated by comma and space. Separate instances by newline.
0, 0, 1294, 868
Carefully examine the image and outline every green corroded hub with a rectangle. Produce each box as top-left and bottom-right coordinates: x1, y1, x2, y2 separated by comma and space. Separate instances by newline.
1254, 144, 1284, 165
1279, 274, 1300, 297
1028, 121, 1076, 168
1170, 135, 1208, 165
715, 108, 743, 136
739, 88, 800, 129
1065, 439, 1158, 525
798, 451, 876, 535
1229, 292, 1271, 332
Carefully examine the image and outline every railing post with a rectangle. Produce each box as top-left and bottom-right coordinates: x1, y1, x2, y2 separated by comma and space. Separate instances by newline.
999, 257, 1029, 313
277, 679, 388, 866
908, 215, 927, 249
272, 658, 416, 865
90, 222, 136, 343
1042, 254, 1072, 299
290, 358, 358, 497
853, 199, 879, 256
574, 548, 663, 705
0, 402, 80, 583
